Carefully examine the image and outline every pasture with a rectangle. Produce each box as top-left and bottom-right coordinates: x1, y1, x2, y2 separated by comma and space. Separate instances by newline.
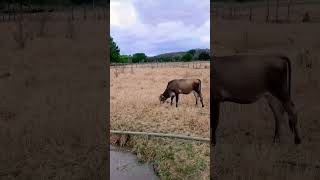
110, 62, 210, 179
212, 1, 320, 180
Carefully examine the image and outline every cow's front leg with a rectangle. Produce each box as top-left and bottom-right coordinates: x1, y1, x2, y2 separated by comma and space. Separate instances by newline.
175, 94, 179, 107
170, 96, 174, 106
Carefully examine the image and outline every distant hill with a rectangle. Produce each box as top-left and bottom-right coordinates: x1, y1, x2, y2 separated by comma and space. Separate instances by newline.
151, 48, 210, 60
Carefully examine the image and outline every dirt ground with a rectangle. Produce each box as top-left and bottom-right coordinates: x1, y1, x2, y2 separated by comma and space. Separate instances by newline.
110, 64, 210, 179
212, 2, 320, 180
0, 10, 108, 179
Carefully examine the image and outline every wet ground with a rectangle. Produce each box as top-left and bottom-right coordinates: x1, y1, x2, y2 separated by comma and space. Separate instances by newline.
110, 145, 159, 180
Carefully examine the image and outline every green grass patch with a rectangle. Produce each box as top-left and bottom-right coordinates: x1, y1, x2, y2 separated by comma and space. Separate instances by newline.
126, 136, 210, 180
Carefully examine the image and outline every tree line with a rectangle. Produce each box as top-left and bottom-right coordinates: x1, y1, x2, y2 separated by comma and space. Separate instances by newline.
110, 36, 210, 63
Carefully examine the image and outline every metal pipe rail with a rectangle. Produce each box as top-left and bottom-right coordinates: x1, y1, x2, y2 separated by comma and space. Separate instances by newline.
110, 130, 210, 143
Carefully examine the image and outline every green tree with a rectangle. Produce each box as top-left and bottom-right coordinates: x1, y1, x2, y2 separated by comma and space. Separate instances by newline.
132, 53, 147, 63
119, 55, 131, 63
159, 56, 170, 62
173, 55, 181, 61
146, 57, 155, 62
198, 52, 210, 60
109, 36, 120, 63
188, 49, 196, 56
181, 53, 193, 62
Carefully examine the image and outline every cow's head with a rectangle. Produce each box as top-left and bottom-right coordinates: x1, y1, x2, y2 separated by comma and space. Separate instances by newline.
159, 94, 167, 104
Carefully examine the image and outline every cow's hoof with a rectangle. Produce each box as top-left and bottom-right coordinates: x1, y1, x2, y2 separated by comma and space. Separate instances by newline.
295, 137, 301, 145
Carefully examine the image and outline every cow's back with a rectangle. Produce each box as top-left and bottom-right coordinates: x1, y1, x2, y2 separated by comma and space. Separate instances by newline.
212, 55, 289, 102
167, 79, 200, 94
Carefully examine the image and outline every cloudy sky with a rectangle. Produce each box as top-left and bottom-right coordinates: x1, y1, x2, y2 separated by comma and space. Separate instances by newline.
110, 0, 210, 56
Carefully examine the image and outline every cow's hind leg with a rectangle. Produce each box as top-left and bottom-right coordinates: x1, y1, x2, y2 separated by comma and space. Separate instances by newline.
175, 94, 179, 108
195, 90, 204, 107
266, 95, 284, 144
193, 91, 198, 106
282, 100, 301, 144
199, 93, 204, 107
195, 85, 204, 107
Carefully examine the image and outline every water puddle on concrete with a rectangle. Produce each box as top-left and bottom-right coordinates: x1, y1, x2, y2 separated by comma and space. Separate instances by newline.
110, 145, 159, 180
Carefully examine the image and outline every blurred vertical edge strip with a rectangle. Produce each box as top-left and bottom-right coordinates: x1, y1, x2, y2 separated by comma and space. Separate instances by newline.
106, 1, 111, 179
210, 0, 215, 179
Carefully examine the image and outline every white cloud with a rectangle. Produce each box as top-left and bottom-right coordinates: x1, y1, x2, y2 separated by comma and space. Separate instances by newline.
110, 0, 210, 56
110, 0, 137, 28
196, 19, 210, 43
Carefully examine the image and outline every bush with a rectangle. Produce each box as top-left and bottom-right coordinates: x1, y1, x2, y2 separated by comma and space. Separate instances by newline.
119, 55, 131, 63
198, 52, 210, 61
173, 55, 181, 61
181, 53, 193, 62
132, 53, 147, 63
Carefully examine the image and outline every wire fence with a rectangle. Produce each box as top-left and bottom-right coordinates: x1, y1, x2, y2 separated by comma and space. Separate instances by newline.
0, 6, 108, 23
110, 60, 210, 69
212, 0, 320, 23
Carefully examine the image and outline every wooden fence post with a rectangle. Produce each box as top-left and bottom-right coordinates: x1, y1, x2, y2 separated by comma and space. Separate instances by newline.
276, 0, 279, 22
19, 0, 23, 21
13, 9, 15, 21
287, 0, 291, 22
83, 6, 87, 20
71, 6, 74, 21
249, 7, 252, 22
266, 0, 270, 22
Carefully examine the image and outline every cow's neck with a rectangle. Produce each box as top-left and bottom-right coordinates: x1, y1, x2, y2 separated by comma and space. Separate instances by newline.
163, 89, 173, 98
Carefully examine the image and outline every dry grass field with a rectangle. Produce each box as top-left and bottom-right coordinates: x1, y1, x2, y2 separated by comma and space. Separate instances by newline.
110, 64, 210, 179
212, 2, 320, 180
0, 9, 107, 179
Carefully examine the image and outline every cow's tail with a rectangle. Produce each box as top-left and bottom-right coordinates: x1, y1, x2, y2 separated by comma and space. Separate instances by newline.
280, 56, 291, 97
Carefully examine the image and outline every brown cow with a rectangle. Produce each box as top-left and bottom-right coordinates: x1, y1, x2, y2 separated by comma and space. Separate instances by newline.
211, 54, 301, 145
159, 79, 204, 108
